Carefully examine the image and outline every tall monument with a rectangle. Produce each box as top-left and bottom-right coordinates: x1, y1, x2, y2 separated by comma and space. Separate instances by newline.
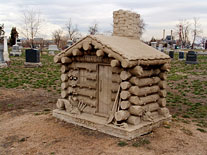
0, 24, 10, 68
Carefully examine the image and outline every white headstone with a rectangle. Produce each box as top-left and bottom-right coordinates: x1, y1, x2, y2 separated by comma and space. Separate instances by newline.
3, 36, 9, 61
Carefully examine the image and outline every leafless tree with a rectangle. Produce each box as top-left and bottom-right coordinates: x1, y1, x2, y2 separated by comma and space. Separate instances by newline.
52, 29, 63, 48
192, 17, 202, 49
175, 19, 191, 48
21, 9, 43, 48
138, 18, 146, 37
66, 18, 80, 41
88, 23, 98, 35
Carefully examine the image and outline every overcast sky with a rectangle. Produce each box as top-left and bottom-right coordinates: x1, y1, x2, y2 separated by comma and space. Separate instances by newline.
0, 0, 207, 41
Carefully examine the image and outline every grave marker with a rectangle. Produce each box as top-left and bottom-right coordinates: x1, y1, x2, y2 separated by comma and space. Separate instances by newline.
10, 45, 22, 56
24, 49, 42, 67
178, 51, 184, 60
169, 51, 174, 58
185, 51, 198, 64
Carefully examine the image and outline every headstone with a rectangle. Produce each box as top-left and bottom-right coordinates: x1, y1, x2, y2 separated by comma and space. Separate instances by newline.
169, 51, 174, 58
0, 44, 4, 62
151, 42, 157, 49
186, 51, 198, 64
0, 36, 9, 68
10, 45, 22, 56
48, 45, 59, 56
24, 49, 42, 67
178, 51, 184, 60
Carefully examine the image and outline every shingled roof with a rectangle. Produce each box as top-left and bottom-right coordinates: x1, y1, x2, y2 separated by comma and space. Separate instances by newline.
54, 35, 170, 67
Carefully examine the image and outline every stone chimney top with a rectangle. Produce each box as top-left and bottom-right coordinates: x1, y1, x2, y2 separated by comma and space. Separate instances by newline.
113, 10, 140, 39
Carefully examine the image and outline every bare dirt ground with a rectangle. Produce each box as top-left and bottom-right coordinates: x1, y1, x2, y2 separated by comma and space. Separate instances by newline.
0, 88, 207, 155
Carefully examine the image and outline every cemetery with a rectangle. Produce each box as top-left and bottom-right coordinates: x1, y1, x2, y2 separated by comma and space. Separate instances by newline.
0, 7, 207, 155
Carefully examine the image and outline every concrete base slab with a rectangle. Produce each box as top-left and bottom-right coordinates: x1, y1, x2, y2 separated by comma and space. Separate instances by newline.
53, 109, 171, 140
24, 62, 42, 68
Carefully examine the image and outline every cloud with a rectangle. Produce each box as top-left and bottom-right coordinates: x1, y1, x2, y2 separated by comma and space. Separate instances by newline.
0, 0, 206, 40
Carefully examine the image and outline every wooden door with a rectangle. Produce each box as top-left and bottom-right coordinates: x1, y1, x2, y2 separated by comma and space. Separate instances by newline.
98, 65, 112, 116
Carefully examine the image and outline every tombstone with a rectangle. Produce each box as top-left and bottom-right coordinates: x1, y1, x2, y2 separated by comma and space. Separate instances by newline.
0, 36, 9, 68
169, 51, 174, 58
158, 44, 163, 51
151, 42, 157, 49
178, 51, 184, 60
0, 44, 4, 62
186, 51, 198, 64
24, 49, 42, 67
48, 45, 59, 56
10, 45, 22, 56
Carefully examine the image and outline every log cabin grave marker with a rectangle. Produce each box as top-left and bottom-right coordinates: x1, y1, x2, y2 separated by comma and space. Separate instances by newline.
53, 10, 171, 140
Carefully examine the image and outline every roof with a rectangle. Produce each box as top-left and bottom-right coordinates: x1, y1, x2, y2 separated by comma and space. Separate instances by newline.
55, 35, 170, 66
91, 35, 169, 60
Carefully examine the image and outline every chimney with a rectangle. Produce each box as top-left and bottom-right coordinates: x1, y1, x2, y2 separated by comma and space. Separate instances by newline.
113, 10, 140, 39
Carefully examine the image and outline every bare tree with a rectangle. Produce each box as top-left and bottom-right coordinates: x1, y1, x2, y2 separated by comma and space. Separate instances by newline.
52, 29, 63, 48
138, 18, 146, 37
175, 19, 191, 48
88, 23, 98, 35
21, 9, 43, 48
192, 17, 202, 49
66, 18, 80, 41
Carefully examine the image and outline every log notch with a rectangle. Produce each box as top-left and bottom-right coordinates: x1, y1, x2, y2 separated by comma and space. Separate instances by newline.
61, 74, 68, 82
61, 57, 72, 64
61, 90, 68, 98
158, 81, 167, 89
129, 66, 143, 75
120, 71, 132, 80
159, 72, 167, 80
129, 96, 143, 105
140, 94, 160, 105
115, 110, 130, 121
83, 41, 92, 51
120, 91, 131, 100
158, 98, 166, 107
129, 106, 144, 116
111, 60, 120, 67
92, 40, 103, 49
61, 65, 69, 73
72, 49, 82, 56
120, 81, 131, 90
129, 86, 139, 95
127, 116, 141, 125
120, 101, 131, 109
158, 90, 167, 97
121, 59, 137, 68
158, 107, 170, 117
61, 82, 69, 90
161, 63, 171, 71
96, 50, 104, 57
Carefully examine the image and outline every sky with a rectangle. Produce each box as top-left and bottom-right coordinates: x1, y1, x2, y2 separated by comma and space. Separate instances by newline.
0, 0, 207, 41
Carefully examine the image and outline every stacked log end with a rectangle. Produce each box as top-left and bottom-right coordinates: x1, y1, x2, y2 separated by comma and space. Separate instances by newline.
115, 64, 170, 125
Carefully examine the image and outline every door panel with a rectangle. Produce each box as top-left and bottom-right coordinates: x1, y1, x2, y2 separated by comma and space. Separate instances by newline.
98, 65, 112, 116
